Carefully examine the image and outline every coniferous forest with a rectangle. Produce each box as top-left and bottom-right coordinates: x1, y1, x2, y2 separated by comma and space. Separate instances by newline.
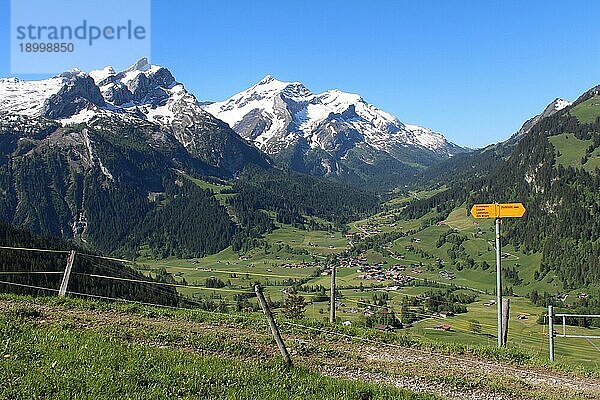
402, 88, 600, 289
0, 221, 180, 306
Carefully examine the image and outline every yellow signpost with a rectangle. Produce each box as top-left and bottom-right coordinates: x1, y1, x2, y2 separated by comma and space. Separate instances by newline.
498, 203, 526, 218
470, 203, 497, 219
470, 202, 526, 348
470, 203, 526, 219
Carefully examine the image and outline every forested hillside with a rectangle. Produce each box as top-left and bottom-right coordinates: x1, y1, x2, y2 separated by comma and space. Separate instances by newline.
402, 86, 600, 289
232, 166, 379, 224
0, 111, 379, 260
0, 222, 181, 305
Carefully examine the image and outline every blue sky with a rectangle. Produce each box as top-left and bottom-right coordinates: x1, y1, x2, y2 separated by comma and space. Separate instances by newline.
1, 0, 599, 148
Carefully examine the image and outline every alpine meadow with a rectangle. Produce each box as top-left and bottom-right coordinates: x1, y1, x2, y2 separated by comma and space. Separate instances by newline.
1, 1, 600, 399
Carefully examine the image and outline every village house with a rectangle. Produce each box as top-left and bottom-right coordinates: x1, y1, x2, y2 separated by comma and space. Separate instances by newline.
373, 324, 396, 332
434, 324, 452, 331
439, 270, 455, 280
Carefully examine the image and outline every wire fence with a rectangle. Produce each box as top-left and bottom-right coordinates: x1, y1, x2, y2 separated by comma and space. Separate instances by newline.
0, 245, 598, 363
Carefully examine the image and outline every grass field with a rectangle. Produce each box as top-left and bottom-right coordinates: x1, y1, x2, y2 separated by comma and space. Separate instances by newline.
183, 173, 235, 205
570, 95, 600, 124
136, 222, 348, 303
0, 302, 430, 400
1, 294, 599, 400
548, 133, 600, 171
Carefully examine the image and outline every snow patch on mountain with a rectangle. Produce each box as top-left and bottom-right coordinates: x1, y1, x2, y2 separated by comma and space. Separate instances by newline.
403, 124, 448, 150
551, 98, 571, 112
0, 77, 65, 116
80, 128, 113, 181
58, 108, 98, 125
89, 66, 116, 83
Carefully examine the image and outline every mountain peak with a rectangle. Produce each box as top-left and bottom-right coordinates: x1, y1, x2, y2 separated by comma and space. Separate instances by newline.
548, 98, 571, 112
258, 74, 277, 85
57, 68, 87, 79
251, 75, 307, 93
89, 66, 116, 83
204, 76, 464, 175
125, 57, 151, 72
514, 97, 572, 138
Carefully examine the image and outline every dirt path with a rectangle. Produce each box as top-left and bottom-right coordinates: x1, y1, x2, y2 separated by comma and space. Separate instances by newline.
1, 299, 599, 400
323, 343, 600, 399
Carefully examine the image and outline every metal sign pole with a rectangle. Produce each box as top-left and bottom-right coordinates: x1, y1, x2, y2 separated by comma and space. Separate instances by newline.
548, 305, 555, 362
495, 217, 503, 348
471, 202, 526, 348
329, 264, 336, 323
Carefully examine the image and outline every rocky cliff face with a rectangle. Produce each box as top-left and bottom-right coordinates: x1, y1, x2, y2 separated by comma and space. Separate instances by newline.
43, 72, 106, 119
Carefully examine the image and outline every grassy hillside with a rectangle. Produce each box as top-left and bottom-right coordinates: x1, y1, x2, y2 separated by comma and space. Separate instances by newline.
399, 93, 600, 290
570, 95, 600, 124
549, 133, 600, 171
183, 173, 235, 206
0, 298, 431, 400
1, 294, 599, 400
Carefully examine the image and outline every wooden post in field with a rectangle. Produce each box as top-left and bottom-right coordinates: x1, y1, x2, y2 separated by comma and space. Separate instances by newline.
58, 250, 76, 297
329, 264, 336, 323
254, 284, 292, 366
501, 298, 510, 346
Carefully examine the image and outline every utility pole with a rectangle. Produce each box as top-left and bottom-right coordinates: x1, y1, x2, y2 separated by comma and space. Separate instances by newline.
548, 305, 555, 362
495, 217, 503, 348
254, 284, 292, 366
501, 298, 510, 346
329, 263, 336, 323
58, 250, 76, 297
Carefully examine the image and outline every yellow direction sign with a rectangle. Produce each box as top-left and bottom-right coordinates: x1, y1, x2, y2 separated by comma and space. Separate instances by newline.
470, 203, 526, 219
498, 203, 526, 218
471, 203, 498, 219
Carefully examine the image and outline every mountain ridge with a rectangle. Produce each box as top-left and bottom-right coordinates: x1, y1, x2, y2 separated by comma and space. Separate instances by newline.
204, 74, 467, 187
0, 58, 272, 178
0, 60, 470, 189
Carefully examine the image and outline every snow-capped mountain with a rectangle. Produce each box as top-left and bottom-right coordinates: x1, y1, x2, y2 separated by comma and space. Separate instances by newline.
0, 70, 105, 120
0, 58, 272, 250
0, 60, 464, 188
0, 57, 202, 126
204, 75, 466, 178
0, 58, 270, 177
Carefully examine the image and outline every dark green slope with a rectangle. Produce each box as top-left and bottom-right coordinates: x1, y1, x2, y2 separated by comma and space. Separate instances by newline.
0, 109, 270, 256
271, 139, 424, 191
403, 85, 600, 289
0, 221, 181, 305
232, 165, 379, 224
0, 113, 378, 260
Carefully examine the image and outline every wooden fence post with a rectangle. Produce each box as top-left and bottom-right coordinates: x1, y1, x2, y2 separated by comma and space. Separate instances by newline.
501, 298, 510, 346
329, 264, 336, 323
255, 284, 292, 366
58, 250, 76, 297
